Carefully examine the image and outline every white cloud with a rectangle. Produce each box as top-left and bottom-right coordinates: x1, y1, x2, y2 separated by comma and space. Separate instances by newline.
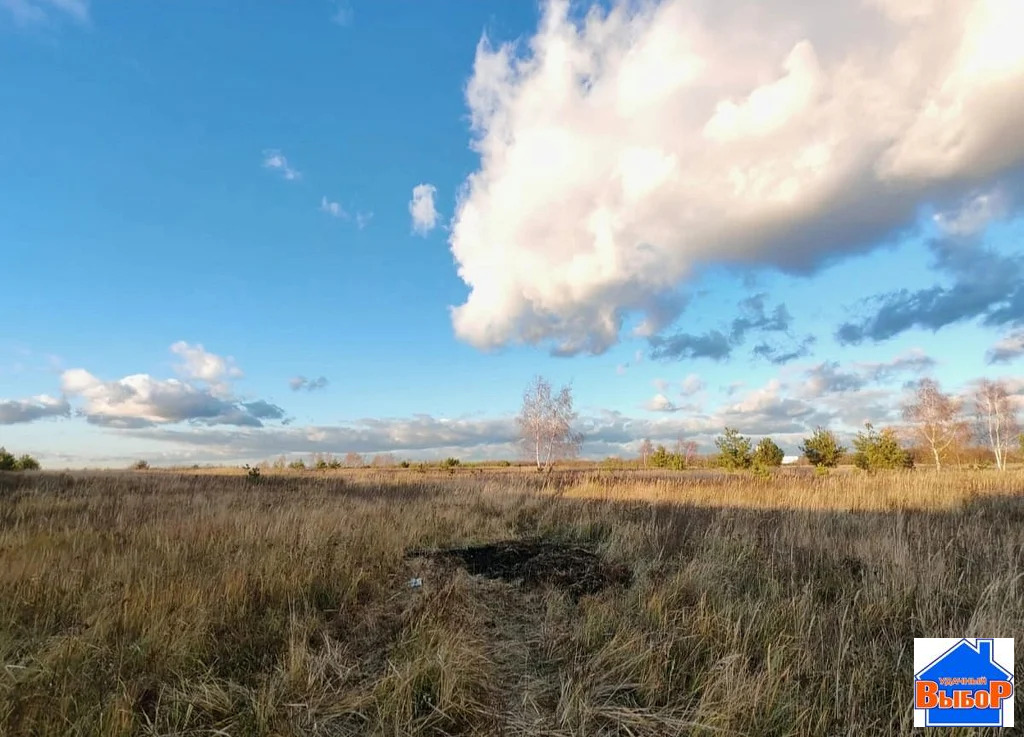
988, 329, 1024, 363
449, 0, 1024, 354
681, 373, 705, 396
60, 368, 283, 429
645, 393, 678, 412
53, 343, 280, 429
0, 394, 70, 425
320, 196, 347, 219
262, 149, 301, 181
2, 0, 88, 24
355, 211, 374, 229
409, 183, 439, 235
933, 188, 1010, 236
170, 341, 242, 397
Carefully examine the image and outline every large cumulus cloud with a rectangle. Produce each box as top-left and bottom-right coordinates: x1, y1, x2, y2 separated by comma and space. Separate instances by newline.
448, 0, 1024, 354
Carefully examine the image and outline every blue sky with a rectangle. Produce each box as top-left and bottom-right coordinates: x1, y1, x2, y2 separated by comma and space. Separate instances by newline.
2, 0, 1023, 466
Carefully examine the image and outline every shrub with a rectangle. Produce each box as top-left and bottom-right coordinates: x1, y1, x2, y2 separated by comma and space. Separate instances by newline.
16, 454, 40, 471
399, 460, 411, 468
441, 457, 461, 469
133, 460, 150, 471
243, 464, 262, 482
0, 448, 17, 471
0, 449, 40, 471
800, 427, 846, 468
288, 459, 306, 470
715, 428, 753, 470
649, 445, 686, 470
851, 423, 913, 471
752, 437, 784, 468
498, 460, 512, 467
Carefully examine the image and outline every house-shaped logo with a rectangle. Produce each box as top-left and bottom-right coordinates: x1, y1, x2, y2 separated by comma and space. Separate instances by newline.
914, 638, 1014, 727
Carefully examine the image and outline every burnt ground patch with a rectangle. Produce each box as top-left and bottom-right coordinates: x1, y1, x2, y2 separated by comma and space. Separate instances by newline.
406, 539, 632, 597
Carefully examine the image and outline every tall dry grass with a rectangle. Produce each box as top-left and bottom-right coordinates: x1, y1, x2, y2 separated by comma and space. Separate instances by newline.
0, 468, 1021, 736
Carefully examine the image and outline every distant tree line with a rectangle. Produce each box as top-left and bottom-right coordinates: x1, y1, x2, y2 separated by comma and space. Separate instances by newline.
622, 377, 1022, 473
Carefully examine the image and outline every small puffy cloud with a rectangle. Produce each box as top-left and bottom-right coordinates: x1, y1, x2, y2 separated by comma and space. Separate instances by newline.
803, 361, 867, 398
262, 149, 301, 181
2, 0, 88, 24
355, 211, 373, 229
987, 329, 1024, 363
320, 196, 347, 219
60, 369, 284, 429
171, 341, 242, 384
855, 348, 936, 380
449, 0, 1024, 355
680, 373, 704, 396
409, 183, 439, 235
751, 336, 817, 365
0, 394, 70, 425
650, 330, 732, 361
933, 189, 1009, 237
645, 393, 681, 412
289, 376, 329, 392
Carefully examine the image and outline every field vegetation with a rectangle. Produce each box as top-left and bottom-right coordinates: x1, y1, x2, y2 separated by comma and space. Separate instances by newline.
1, 466, 1022, 736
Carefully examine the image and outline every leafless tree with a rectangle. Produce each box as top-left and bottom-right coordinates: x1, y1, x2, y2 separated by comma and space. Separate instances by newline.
973, 379, 1020, 471
901, 378, 967, 470
675, 439, 698, 466
343, 451, 364, 468
371, 452, 397, 468
638, 438, 654, 468
517, 376, 583, 470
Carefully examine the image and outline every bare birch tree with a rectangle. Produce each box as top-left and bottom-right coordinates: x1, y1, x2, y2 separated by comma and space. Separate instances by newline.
901, 378, 966, 470
517, 376, 583, 470
638, 438, 654, 468
973, 379, 1020, 471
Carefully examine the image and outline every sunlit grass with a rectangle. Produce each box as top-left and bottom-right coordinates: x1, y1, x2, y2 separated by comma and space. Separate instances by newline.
1, 468, 1021, 735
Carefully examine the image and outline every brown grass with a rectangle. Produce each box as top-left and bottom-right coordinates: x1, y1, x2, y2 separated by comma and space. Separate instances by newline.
1, 468, 1022, 736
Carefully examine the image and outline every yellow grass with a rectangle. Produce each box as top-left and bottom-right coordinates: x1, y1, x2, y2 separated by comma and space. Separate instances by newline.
1, 468, 1022, 736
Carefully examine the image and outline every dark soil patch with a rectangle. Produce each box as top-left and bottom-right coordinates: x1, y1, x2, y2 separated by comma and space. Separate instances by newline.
407, 539, 632, 597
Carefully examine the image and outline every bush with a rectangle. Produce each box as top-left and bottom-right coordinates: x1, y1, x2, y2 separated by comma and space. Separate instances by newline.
649, 445, 686, 470
0, 448, 17, 471
752, 437, 784, 468
399, 460, 411, 468
852, 423, 913, 471
715, 428, 752, 470
16, 454, 40, 471
133, 460, 150, 471
243, 464, 262, 482
288, 459, 306, 470
498, 460, 512, 467
800, 427, 846, 468
441, 457, 461, 469
0, 448, 40, 471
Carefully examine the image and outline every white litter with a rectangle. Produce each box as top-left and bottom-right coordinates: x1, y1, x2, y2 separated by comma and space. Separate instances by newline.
408, 577, 423, 589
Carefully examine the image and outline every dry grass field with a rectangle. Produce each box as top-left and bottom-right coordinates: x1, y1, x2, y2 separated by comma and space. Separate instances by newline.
1, 467, 1022, 736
